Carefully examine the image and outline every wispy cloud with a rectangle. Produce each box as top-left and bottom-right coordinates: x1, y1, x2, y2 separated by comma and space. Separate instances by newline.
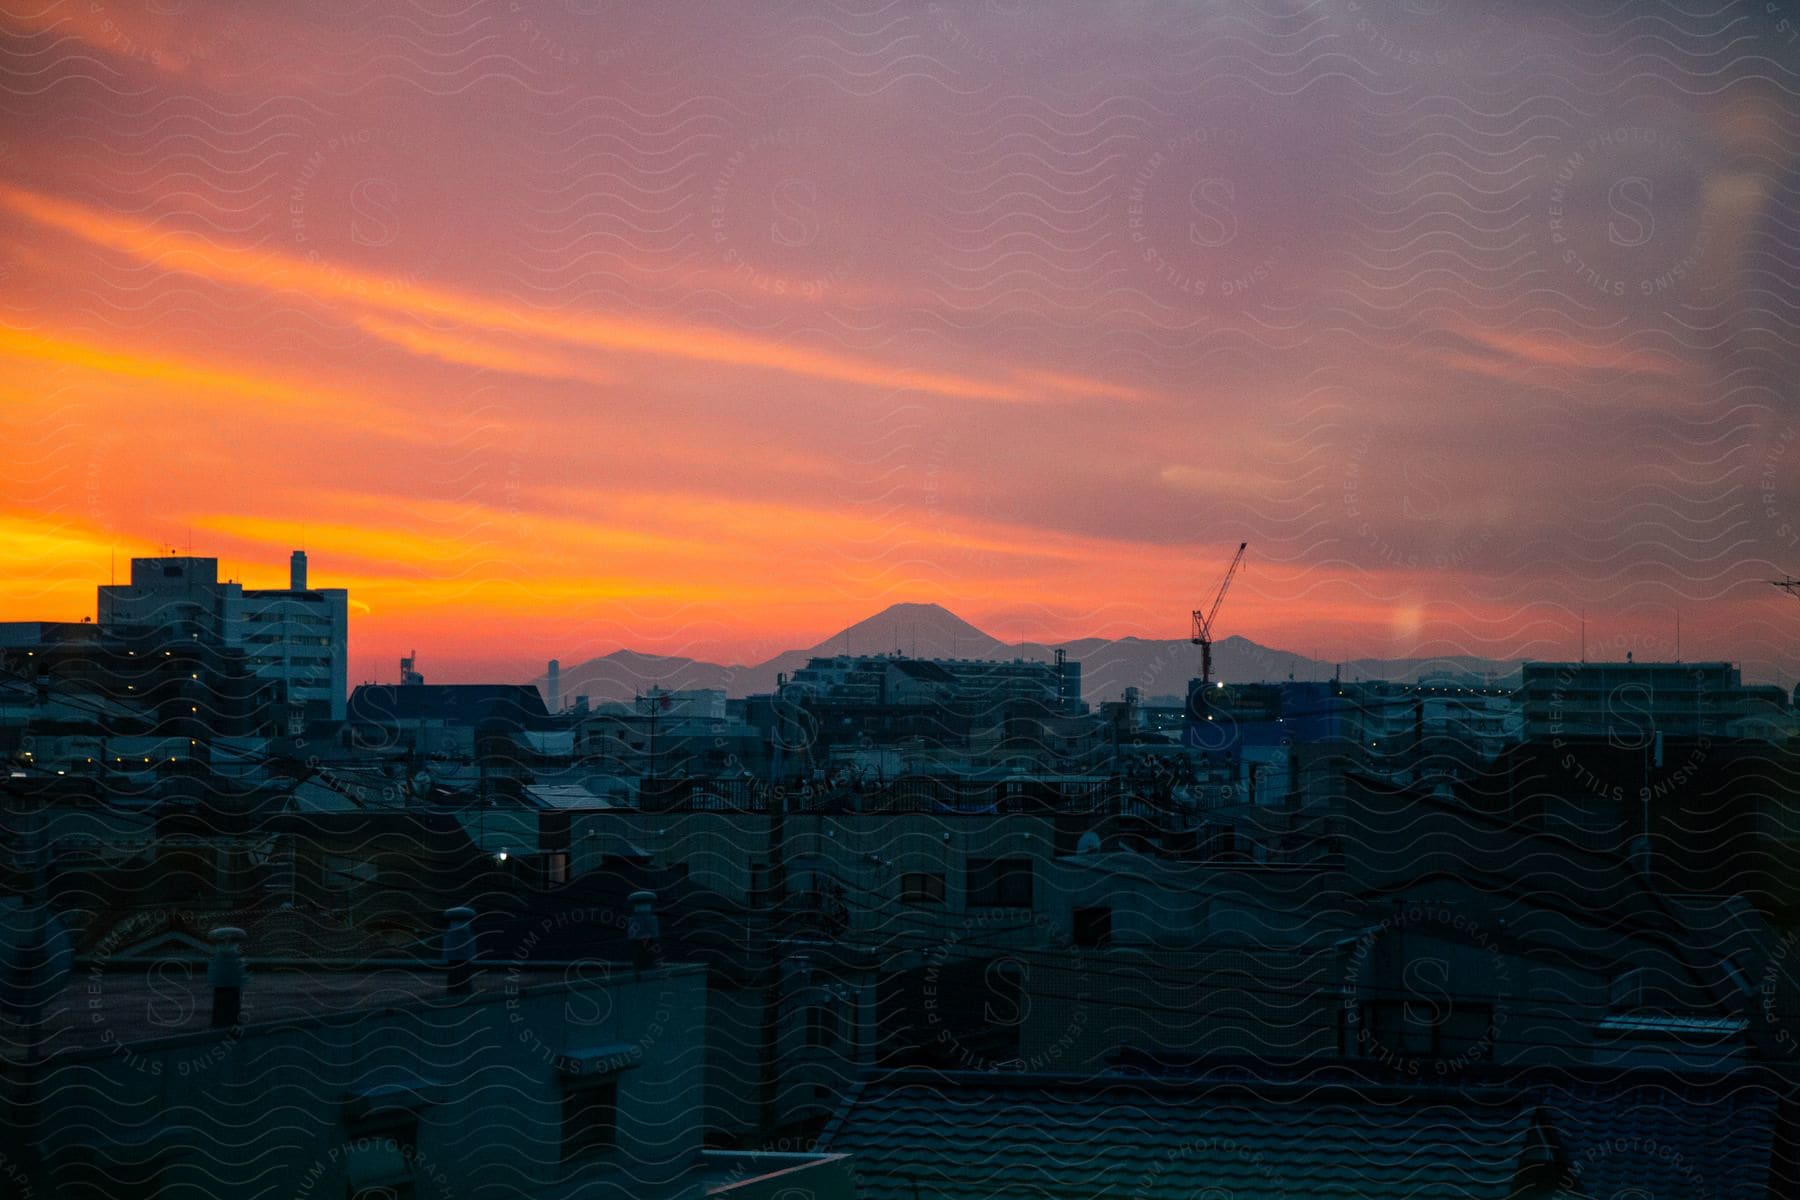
0, 185, 1075, 405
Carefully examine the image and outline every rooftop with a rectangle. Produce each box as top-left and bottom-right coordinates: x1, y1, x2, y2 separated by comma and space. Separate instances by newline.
1133, 1055, 1792, 1200
889, 659, 957, 684
27, 957, 698, 1061
699, 1149, 855, 1198
821, 1070, 1546, 1200
824, 1063, 1790, 1200
345, 682, 551, 727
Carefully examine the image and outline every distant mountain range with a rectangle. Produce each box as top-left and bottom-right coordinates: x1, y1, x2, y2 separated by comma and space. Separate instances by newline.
536, 602, 1522, 708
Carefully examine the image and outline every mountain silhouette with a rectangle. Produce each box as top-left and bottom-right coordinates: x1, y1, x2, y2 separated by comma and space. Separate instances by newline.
762, 601, 1007, 669
537, 602, 1519, 708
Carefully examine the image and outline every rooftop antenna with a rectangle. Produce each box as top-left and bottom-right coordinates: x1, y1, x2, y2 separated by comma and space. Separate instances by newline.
1674, 609, 1680, 663
1580, 609, 1586, 663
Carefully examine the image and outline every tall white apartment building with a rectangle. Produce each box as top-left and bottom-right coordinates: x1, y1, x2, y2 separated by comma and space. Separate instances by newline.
98, 550, 348, 724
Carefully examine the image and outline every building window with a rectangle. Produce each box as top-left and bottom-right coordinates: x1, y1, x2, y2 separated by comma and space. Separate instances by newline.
806, 1004, 840, 1049
1073, 906, 1112, 948
1344, 1000, 1495, 1062
966, 858, 1032, 908
562, 1078, 619, 1161
900, 872, 946, 904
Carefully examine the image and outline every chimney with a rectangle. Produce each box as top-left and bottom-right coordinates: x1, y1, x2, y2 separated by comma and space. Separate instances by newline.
208, 926, 246, 1028
443, 906, 476, 996
289, 549, 308, 591
548, 659, 561, 714
626, 891, 661, 974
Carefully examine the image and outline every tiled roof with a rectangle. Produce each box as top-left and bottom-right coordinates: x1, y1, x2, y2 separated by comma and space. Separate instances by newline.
821, 1072, 1544, 1200
1537, 1076, 1783, 1200
1108, 1056, 1792, 1200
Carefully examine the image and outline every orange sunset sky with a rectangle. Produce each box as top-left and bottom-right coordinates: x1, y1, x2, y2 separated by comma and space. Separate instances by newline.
4, 2, 1800, 687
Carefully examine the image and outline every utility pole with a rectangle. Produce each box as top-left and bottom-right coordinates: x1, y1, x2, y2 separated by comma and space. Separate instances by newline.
759, 941, 782, 1134
9, 795, 53, 1185
760, 684, 799, 1136
1413, 698, 1424, 782
648, 698, 659, 782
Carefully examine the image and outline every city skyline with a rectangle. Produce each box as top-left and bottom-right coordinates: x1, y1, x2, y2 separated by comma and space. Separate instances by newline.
5, 3, 1800, 685
7, 5, 1800, 1196
20, 545, 1800, 692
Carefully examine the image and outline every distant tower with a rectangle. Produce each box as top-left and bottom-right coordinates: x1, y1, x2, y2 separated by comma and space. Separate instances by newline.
547, 659, 561, 713
289, 549, 308, 591
401, 652, 424, 686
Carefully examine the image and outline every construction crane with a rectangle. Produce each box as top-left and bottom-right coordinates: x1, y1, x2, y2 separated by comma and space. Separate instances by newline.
1191, 542, 1247, 688
1774, 577, 1800, 601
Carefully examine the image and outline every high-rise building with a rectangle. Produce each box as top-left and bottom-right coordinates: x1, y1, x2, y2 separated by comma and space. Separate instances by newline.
95, 555, 237, 642
97, 551, 348, 725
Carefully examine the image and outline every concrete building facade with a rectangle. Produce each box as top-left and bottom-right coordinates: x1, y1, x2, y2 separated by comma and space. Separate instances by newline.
1519, 660, 1790, 744
97, 553, 348, 725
